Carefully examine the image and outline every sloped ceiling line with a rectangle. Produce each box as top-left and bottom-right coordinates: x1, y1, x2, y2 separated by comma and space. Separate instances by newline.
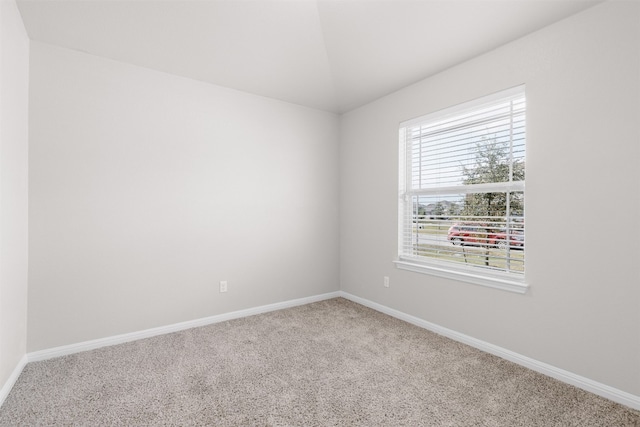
17, 0, 600, 113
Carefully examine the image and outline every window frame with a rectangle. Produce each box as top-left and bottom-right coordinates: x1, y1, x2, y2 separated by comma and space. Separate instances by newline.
394, 86, 528, 294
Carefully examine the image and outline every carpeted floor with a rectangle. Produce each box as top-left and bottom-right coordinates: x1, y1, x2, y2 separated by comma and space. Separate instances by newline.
1, 298, 638, 426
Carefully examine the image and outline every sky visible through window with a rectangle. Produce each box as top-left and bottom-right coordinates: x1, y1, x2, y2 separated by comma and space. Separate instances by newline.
409, 98, 525, 192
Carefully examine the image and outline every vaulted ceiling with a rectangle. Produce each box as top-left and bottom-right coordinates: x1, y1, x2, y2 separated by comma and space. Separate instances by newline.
17, 0, 600, 113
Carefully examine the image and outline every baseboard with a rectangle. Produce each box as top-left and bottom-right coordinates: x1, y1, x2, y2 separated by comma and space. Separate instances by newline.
17, 290, 640, 412
0, 355, 28, 408
339, 291, 640, 411
28, 291, 341, 363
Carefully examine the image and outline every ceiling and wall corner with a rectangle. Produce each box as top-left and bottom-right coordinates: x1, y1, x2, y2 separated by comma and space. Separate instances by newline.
16, 0, 601, 114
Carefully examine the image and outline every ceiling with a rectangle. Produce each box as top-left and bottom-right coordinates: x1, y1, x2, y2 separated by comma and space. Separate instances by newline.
17, 0, 600, 114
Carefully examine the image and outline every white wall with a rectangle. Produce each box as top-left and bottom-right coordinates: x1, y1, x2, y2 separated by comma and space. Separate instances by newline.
0, 0, 30, 389
340, 1, 640, 396
28, 42, 339, 351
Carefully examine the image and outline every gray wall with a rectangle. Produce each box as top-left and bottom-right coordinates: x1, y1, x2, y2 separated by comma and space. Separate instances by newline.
339, 2, 640, 396
27, 43, 340, 351
0, 0, 29, 388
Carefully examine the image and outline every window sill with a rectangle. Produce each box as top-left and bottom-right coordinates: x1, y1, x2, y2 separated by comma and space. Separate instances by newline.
393, 259, 529, 294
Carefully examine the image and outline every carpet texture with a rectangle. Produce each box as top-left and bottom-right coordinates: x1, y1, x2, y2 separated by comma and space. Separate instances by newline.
1, 298, 638, 426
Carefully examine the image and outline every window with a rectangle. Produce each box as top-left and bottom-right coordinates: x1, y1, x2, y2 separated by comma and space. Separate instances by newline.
395, 86, 527, 293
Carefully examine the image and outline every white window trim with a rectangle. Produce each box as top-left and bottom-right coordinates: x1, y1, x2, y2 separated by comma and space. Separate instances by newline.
396, 86, 528, 294
399, 85, 526, 129
393, 259, 528, 294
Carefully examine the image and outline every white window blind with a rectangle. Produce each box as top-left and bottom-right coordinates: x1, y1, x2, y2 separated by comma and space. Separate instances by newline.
397, 86, 526, 290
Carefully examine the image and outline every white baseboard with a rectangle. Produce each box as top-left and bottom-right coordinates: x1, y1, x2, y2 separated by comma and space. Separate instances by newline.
10, 290, 639, 412
28, 291, 341, 363
0, 355, 28, 408
338, 291, 640, 411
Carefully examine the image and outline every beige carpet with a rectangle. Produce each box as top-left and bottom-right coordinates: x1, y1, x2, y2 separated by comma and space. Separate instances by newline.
1, 298, 638, 426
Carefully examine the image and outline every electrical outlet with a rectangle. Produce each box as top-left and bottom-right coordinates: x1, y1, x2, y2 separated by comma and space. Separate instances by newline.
383, 276, 390, 288
219, 281, 228, 293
